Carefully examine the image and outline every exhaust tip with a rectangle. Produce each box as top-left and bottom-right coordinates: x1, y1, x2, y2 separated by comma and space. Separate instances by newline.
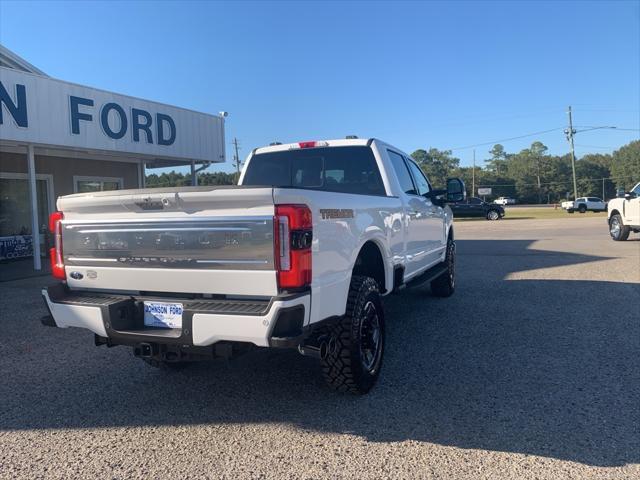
298, 341, 328, 360
327, 337, 337, 356
319, 342, 328, 360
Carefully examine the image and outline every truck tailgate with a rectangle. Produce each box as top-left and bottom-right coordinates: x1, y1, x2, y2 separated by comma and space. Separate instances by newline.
57, 187, 278, 296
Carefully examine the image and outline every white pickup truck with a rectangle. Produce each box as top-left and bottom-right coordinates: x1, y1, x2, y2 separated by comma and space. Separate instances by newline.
41, 138, 465, 394
608, 182, 640, 241
561, 197, 607, 213
493, 197, 516, 206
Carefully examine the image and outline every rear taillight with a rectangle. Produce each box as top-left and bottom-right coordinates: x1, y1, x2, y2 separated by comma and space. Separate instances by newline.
274, 204, 312, 290
48, 211, 65, 280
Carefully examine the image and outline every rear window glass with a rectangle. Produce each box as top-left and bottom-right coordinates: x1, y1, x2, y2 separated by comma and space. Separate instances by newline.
242, 146, 386, 196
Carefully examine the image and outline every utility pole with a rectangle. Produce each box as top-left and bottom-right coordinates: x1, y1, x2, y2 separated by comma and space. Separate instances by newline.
232, 138, 241, 176
472, 149, 476, 197
565, 106, 578, 200
602, 177, 605, 200
564, 119, 617, 200
535, 153, 542, 204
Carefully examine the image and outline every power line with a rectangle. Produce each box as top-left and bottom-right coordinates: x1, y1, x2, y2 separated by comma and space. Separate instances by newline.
571, 109, 640, 113
423, 108, 566, 130
573, 126, 640, 131
574, 144, 616, 150
449, 128, 563, 151
374, 108, 567, 138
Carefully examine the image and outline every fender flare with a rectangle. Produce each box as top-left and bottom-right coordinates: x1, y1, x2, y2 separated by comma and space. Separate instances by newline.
351, 233, 394, 294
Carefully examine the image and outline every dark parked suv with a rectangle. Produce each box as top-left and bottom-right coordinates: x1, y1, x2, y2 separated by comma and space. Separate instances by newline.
450, 197, 505, 220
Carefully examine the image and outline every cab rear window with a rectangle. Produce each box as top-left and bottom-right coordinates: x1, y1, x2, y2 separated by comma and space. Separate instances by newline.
242, 146, 386, 196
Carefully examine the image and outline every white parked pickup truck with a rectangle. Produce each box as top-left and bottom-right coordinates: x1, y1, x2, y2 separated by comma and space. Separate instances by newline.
42, 138, 465, 394
608, 182, 640, 241
494, 197, 516, 206
561, 197, 607, 213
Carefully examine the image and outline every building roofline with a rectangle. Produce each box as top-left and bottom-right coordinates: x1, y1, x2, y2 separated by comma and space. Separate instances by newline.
0, 44, 48, 77
0, 65, 223, 120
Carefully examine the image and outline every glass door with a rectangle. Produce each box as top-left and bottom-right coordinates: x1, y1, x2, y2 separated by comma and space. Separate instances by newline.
0, 176, 52, 260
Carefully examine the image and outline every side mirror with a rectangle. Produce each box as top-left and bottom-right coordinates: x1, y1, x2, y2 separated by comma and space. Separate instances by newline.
624, 192, 637, 200
446, 178, 466, 203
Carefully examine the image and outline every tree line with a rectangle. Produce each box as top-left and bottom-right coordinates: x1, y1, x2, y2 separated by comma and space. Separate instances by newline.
411, 139, 639, 203
145, 170, 239, 188
145, 139, 639, 203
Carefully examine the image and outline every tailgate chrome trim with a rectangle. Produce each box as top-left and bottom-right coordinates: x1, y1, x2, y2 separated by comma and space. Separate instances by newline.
72, 226, 255, 233
196, 259, 269, 265
62, 217, 275, 271
68, 257, 118, 262
62, 216, 272, 224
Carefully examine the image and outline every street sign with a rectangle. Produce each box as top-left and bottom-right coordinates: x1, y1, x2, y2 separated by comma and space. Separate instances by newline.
478, 187, 492, 196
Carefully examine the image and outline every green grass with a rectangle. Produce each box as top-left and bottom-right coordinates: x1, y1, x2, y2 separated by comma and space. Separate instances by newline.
455, 207, 608, 221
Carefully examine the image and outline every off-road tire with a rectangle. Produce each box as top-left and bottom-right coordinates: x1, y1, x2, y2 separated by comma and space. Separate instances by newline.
609, 214, 630, 241
321, 276, 385, 394
431, 238, 456, 297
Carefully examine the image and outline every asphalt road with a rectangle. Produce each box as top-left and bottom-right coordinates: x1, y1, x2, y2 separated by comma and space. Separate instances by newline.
1, 217, 638, 479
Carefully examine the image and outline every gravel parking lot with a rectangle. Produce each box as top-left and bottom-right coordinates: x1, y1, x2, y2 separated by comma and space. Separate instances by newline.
1, 217, 638, 479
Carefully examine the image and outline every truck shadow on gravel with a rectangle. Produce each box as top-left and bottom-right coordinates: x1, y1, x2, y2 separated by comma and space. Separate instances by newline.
1, 240, 638, 467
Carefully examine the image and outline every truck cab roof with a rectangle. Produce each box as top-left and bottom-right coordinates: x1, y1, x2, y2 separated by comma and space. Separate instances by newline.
253, 138, 374, 155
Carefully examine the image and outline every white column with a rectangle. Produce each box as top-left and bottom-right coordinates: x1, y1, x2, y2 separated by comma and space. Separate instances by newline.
137, 161, 145, 188
191, 160, 197, 186
27, 144, 41, 270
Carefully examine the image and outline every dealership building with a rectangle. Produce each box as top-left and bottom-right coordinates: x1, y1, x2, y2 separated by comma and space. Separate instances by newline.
0, 45, 225, 276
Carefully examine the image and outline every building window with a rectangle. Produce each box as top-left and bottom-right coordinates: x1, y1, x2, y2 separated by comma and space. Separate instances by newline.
74, 176, 123, 193
0, 173, 55, 260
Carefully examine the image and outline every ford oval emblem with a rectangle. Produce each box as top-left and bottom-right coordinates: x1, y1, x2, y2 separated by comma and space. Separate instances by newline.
70, 271, 84, 280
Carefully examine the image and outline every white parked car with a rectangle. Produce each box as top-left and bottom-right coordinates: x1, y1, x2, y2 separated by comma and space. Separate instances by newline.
561, 197, 607, 213
494, 197, 516, 205
607, 182, 640, 241
41, 137, 466, 394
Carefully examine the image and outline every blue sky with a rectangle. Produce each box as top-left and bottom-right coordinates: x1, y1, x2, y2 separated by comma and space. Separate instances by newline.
1, 0, 638, 173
